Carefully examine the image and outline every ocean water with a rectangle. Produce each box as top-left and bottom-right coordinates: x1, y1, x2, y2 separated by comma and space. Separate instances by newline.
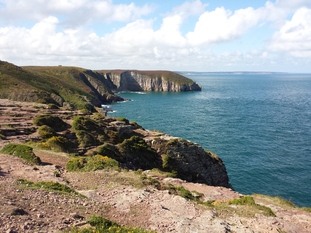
109, 73, 311, 207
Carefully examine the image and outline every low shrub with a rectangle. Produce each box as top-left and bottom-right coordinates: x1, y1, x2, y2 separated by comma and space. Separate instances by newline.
66, 155, 119, 172
0, 143, 41, 165
38, 125, 56, 139
75, 130, 98, 148
96, 143, 119, 158
72, 116, 109, 147
72, 116, 98, 131
46, 136, 71, 152
87, 215, 119, 228
33, 114, 68, 131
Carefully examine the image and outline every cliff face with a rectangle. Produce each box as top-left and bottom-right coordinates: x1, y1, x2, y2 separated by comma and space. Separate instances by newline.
103, 71, 201, 92
147, 136, 230, 188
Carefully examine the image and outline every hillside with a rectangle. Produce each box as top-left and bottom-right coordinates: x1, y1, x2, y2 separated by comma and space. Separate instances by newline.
0, 61, 201, 111
0, 99, 311, 233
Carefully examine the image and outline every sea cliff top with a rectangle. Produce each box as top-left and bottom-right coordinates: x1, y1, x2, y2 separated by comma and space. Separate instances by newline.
0, 98, 310, 233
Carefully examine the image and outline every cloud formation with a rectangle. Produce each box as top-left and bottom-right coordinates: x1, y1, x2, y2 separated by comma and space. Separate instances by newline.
269, 7, 311, 58
0, 0, 310, 72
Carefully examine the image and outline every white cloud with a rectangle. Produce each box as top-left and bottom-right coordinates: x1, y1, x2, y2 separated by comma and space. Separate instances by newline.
0, 0, 153, 27
269, 7, 311, 58
0, 0, 311, 71
186, 7, 261, 46
172, 0, 208, 18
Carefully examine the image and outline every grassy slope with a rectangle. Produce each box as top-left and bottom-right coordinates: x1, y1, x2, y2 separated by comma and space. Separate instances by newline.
0, 61, 102, 109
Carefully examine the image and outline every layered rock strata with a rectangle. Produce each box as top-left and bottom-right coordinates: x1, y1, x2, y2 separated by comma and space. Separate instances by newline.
100, 70, 201, 92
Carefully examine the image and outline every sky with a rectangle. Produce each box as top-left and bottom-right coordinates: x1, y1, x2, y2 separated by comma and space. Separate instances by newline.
0, 0, 311, 72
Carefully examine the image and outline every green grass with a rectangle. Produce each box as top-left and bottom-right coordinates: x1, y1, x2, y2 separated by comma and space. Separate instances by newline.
0, 143, 41, 165
229, 196, 276, 217
65, 215, 156, 233
16, 179, 80, 195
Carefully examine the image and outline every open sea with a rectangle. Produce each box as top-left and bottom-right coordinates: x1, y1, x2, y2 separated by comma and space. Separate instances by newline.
109, 73, 311, 207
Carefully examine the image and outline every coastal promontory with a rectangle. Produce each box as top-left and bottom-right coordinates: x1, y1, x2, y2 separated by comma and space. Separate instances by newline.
0, 61, 201, 111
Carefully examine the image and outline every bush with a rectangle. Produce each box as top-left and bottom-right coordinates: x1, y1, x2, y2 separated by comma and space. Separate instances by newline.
72, 116, 107, 147
72, 116, 98, 131
38, 125, 56, 139
96, 143, 119, 158
33, 114, 68, 131
66, 155, 118, 172
46, 136, 71, 152
1, 143, 41, 165
87, 215, 119, 228
118, 136, 161, 170
75, 130, 98, 148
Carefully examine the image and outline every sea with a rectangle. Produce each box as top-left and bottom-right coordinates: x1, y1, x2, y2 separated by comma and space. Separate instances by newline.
108, 73, 311, 207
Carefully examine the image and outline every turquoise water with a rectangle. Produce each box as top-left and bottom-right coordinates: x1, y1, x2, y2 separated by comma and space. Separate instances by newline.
109, 73, 311, 207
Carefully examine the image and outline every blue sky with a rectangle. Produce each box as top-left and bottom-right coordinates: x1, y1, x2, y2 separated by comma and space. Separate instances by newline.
0, 0, 311, 72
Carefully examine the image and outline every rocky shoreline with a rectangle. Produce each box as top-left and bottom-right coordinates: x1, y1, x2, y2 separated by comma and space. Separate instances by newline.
1, 99, 311, 233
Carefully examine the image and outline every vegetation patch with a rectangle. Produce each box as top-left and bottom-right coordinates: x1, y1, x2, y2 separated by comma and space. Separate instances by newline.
118, 136, 161, 170
16, 179, 79, 195
33, 114, 69, 131
38, 125, 56, 139
229, 196, 276, 217
0, 143, 41, 165
65, 215, 156, 233
66, 155, 119, 172
117, 117, 129, 124
46, 136, 71, 152
96, 143, 120, 158
72, 116, 108, 147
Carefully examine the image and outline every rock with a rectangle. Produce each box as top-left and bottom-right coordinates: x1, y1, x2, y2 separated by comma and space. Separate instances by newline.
10, 208, 28, 216
105, 71, 201, 92
150, 137, 231, 187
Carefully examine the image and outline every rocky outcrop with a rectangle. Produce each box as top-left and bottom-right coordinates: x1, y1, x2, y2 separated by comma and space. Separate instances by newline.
159, 138, 230, 187
144, 134, 230, 188
101, 70, 201, 92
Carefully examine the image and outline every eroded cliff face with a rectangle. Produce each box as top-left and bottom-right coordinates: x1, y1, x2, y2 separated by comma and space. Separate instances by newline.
104, 71, 201, 92
143, 134, 231, 188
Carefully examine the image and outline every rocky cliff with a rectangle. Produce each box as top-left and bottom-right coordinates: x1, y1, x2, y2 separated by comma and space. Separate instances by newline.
99, 70, 201, 92
1, 99, 310, 233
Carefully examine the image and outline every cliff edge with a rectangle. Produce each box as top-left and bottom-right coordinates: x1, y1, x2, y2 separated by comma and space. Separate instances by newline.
97, 70, 202, 92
